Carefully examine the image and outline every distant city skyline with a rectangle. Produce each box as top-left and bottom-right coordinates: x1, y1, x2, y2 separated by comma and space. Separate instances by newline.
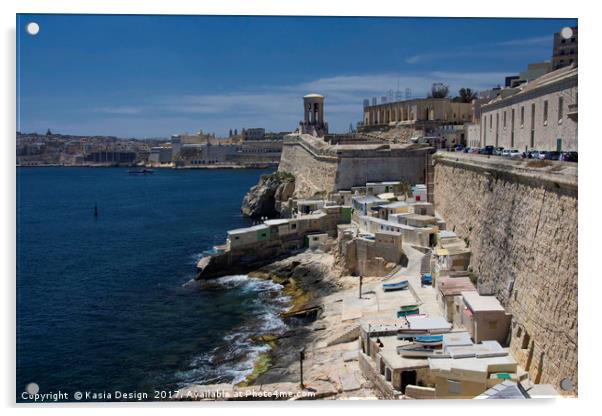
17, 14, 577, 138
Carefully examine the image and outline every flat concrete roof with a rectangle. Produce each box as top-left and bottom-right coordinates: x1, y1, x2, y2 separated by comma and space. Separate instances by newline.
377, 335, 430, 371
228, 224, 269, 234
462, 291, 506, 312
405, 213, 436, 221
407, 316, 452, 331
264, 219, 290, 226
438, 277, 476, 296
380, 201, 409, 209
298, 211, 327, 219
428, 353, 516, 374
353, 196, 388, 204
443, 331, 473, 348
376, 230, 403, 237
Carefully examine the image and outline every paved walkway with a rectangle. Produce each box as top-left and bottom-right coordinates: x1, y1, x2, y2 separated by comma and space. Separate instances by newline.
339, 243, 441, 323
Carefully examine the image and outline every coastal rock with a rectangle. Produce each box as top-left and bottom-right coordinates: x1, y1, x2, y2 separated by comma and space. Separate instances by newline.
241, 172, 295, 218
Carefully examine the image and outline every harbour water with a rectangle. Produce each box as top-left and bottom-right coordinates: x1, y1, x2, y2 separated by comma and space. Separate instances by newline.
16, 167, 286, 400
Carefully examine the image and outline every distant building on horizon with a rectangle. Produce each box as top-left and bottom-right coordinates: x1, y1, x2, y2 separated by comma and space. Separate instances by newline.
552, 26, 578, 70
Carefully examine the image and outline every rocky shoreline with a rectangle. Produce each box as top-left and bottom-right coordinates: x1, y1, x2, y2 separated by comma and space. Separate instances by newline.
179, 249, 382, 400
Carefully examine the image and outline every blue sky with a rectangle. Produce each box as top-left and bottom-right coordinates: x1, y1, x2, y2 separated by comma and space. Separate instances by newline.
17, 14, 577, 138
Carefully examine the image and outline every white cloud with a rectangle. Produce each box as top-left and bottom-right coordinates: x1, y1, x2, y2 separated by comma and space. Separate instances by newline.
94, 106, 143, 115
35, 70, 506, 137
405, 34, 553, 64
147, 71, 504, 134
495, 35, 552, 46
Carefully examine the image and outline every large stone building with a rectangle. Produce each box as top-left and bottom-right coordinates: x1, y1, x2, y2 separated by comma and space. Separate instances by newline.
479, 65, 577, 152
241, 128, 266, 141
362, 98, 472, 129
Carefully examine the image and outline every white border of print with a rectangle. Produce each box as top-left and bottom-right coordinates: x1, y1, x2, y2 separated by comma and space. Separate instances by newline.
1, 1, 598, 416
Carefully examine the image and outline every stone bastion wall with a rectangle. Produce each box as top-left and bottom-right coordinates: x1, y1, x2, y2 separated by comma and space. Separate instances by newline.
433, 153, 578, 395
278, 134, 432, 197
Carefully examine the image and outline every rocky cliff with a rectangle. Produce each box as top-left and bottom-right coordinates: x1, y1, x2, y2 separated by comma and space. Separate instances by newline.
241, 172, 295, 218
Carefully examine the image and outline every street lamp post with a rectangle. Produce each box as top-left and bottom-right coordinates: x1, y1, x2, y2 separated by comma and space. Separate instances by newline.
299, 348, 306, 390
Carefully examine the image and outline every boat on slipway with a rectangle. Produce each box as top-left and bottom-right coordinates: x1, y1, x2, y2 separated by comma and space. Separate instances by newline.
397, 304, 420, 318
382, 280, 409, 292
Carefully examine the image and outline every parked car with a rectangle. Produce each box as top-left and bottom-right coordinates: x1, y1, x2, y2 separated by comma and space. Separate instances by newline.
454, 144, 463, 152
561, 151, 578, 162
527, 150, 541, 159
463, 147, 471, 153
508, 149, 522, 158
470, 147, 480, 154
494, 147, 505, 156
544, 151, 561, 160
479, 145, 495, 155
501, 149, 511, 157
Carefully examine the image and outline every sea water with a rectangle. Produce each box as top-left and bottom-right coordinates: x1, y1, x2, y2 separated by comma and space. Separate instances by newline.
16, 167, 286, 400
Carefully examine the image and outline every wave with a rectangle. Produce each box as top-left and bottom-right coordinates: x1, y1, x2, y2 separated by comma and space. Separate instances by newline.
173, 274, 290, 387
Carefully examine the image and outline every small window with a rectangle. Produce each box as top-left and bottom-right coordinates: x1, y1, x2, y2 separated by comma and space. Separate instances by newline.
558, 96, 564, 121
234, 236, 240, 240
543, 100, 548, 125
291, 223, 297, 230
503, 111, 506, 128
447, 379, 461, 395
520, 106, 525, 127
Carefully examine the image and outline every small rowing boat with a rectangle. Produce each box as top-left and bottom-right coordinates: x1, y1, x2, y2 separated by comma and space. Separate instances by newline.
397, 345, 443, 358
397, 304, 420, 318
414, 335, 443, 347
382, 280, 409, 291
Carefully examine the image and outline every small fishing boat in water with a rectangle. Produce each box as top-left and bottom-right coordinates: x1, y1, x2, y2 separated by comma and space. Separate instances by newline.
128, 168, 154, 175
382, 280, 409, 291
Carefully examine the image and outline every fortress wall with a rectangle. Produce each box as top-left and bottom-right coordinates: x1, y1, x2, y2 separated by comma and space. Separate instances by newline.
433, 153, 578, 395
278, 140, 338, 197
278, 135, 431, 198
335, 153, 428, 190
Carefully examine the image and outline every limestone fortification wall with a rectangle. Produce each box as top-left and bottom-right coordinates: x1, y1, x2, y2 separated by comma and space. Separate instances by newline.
433, 153, 577, 395
278, 134, 431, 198
278, 137, 338, 197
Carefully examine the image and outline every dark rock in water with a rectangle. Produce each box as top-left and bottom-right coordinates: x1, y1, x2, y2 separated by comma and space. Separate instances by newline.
241, 172, 295, 218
